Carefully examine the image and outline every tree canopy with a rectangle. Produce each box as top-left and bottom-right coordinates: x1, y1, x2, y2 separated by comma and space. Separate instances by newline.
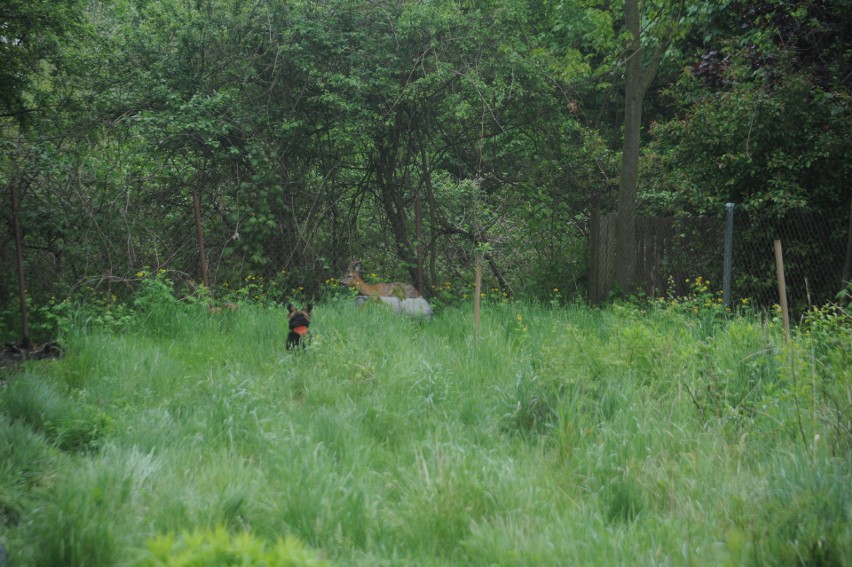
2, 0, 850, 338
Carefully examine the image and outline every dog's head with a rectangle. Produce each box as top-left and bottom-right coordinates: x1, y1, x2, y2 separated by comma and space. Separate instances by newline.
288, 303, 312, 328
286, 304, 313, 348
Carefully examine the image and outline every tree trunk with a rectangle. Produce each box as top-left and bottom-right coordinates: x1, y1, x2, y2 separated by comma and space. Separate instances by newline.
614, 0, 644, 293
843, 195, 852, 288
485, 253, 511, 296
375, 130, 416, 281
418, 129, 444, 294
414, 184, 425, 294
614, 0, 670, 294
11, 184, 30, 348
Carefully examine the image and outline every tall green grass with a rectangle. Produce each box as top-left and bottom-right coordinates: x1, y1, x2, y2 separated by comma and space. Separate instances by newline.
0, 293, 849, 566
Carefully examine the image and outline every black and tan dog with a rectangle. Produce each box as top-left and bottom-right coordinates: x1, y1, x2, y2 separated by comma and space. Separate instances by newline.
286, 304, 312, 349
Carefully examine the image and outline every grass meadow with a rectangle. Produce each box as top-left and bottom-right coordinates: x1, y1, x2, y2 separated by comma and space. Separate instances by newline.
1, 287, 850, 566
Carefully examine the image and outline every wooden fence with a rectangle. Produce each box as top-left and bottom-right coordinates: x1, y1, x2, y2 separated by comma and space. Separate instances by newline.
588, 211, 723, 304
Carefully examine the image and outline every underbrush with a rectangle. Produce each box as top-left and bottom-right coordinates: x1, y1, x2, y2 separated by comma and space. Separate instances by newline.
0, 280, 849, 566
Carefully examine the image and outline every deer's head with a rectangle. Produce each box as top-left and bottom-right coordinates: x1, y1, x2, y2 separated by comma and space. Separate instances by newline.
340, 260, 364, 289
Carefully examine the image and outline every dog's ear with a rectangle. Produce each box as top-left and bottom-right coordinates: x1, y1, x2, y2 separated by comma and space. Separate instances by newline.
305, 304, 313, 313
287, 303, 296, 314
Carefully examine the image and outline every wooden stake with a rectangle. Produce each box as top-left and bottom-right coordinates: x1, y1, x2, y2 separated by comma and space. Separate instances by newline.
474, 252, 482, 340
804, 276, 813, 312
774, 240, 790, 341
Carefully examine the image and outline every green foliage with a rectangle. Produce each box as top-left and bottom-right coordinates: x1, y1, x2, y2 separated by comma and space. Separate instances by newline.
139, 526, 330, 567
1, 299, 850, 565
500, 364, 561, 437
651, 275, 731, 322
647, 70, 850, 217
800, 303, 852, 369
0, 0, 87, 120
1, 0, 849, 329
1, 0, 851, 559
603, 476, 645, 525
0, 414, 59, 531
638, 0, 851, 308
727, 454, 852, 567
797, 304, 852, 454
1, 373, 114, 452
19, 447, 158, 567
130, 270, 198, 338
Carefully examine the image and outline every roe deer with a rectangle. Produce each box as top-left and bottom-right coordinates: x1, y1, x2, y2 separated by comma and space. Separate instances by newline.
341, 261, 432, 319
340, 261, 421, 300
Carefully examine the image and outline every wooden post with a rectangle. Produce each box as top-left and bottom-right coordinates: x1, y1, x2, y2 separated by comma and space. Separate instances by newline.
414, 183, 424, 295
192, 189, 209, 289
774, 240, 790, 341
10, 185, 30, 349
804, 276, 813, 312
474, 252, 482, 340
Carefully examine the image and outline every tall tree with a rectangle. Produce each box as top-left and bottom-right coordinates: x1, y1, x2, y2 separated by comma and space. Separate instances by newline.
1, 0, 86, 344
613, 0, 680, 292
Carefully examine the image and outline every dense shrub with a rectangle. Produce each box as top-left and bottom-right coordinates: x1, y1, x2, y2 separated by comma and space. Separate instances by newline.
139, 526, 330, 567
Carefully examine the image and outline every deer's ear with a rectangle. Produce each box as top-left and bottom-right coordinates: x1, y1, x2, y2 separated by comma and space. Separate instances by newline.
354, 262, 363, 272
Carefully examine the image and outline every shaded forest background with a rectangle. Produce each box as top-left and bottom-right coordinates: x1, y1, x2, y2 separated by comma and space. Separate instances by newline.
2, 0, 850, 341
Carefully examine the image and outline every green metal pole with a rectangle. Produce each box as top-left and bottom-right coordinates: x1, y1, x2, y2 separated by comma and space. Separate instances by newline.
723, 203, 734, 309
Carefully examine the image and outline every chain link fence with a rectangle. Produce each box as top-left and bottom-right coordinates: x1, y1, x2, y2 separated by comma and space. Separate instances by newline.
2, 189, 850, 342
731, 206, 849, 317
589, 202, 849, 315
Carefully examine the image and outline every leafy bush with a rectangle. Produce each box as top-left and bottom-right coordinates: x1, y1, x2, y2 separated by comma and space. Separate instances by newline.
131, 270, 196, 337
138, 526, 331, 567
800, 303, 852, 374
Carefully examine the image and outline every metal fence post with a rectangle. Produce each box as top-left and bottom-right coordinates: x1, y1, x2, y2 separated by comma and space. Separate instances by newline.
723, 202, 734, 309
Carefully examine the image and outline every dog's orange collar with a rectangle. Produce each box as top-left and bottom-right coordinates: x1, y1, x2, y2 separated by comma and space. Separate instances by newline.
292, 326, 309, 336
